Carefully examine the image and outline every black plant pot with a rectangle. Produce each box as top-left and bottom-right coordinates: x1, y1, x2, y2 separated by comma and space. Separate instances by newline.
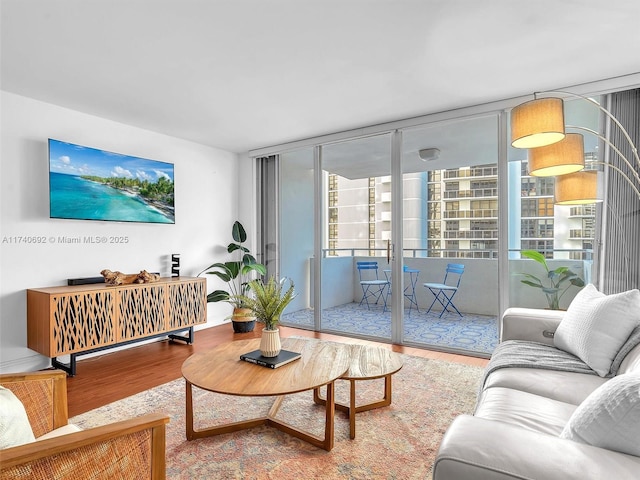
232, 320, 256, 333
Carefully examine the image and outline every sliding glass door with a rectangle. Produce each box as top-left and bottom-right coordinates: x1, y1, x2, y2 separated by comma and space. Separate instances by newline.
318, 134, 393, 342
399, 116, 500, 354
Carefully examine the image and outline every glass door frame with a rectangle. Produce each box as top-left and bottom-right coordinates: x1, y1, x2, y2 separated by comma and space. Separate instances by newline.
389, 129, 404, 344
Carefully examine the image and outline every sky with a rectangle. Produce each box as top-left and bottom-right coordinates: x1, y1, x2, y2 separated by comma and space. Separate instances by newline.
48, 139, 174, 182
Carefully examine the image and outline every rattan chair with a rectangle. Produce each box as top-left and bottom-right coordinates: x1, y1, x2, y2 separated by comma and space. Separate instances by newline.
0, 370, 169, 479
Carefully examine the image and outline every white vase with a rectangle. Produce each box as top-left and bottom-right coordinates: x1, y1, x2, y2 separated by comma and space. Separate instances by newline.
260, 328, 281, 357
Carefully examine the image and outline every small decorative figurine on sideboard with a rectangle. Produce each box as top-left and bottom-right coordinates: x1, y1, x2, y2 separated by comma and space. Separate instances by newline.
100, 268, 161, 286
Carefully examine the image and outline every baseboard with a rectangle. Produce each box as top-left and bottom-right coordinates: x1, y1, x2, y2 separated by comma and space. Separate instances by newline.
0, 353, 50, 374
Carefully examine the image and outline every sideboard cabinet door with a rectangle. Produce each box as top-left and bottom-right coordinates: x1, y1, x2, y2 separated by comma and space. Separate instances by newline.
168, 279, 207, 330
52, 291, 116, 355
117, 284, 167, 341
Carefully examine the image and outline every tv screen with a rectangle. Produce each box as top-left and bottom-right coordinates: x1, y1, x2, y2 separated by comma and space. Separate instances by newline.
49, 139, 175, 224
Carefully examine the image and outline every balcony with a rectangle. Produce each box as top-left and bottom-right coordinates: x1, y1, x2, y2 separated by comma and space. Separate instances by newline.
443, 209, 498, 219
442, 167, 498, 179
569, 205, 596, 217
443, 230, 498, 240
443, 187, 498, 199
570, 229, 595, 239
287, 249, 590, 356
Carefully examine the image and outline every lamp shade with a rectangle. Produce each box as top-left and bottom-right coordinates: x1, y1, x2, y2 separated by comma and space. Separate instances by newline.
511, 97, 566, 149
555, 170, 602, 205
528, 133, 585, 177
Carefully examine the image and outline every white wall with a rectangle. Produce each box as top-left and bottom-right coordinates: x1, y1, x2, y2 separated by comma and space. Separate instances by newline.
0, 91, 240, 372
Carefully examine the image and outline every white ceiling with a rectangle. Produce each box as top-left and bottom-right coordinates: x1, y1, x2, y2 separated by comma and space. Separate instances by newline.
2, 0, 640, 154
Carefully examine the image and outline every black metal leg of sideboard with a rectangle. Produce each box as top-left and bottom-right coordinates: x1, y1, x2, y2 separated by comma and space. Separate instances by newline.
52, 354, 77, 377
168, 326, 194, 344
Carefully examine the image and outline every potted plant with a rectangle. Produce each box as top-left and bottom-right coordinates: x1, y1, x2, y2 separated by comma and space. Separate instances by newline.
235, 276, 296, 357
519, 250, 585, 310
198, 221, 266, 333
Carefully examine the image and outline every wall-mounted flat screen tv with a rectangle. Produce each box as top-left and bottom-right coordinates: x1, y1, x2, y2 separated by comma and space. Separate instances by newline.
49, 139, 175, 224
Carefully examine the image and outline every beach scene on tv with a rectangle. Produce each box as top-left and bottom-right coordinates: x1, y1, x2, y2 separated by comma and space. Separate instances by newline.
49, 139, 175, 224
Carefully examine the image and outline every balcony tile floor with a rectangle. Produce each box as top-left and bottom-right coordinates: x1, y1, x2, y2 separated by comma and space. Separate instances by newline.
282, 302, 498, 356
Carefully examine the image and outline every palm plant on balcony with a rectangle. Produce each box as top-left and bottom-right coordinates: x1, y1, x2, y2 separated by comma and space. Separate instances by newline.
519, 250, 585, 310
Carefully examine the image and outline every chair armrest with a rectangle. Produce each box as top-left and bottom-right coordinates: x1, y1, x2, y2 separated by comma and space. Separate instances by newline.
0, 413, 169, 480
500, 307, 564, 345
434, 415, 640, 480
0, 370, 68, 436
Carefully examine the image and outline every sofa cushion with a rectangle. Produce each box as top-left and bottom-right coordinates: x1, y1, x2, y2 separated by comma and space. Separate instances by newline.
554, 284, 640, 376
0, 386, 36, 449
619, 343, 640, 375
616, 329, 640, 375
482, 367, 608, 406
476, 387, 577, 436
561, 373, 640, 457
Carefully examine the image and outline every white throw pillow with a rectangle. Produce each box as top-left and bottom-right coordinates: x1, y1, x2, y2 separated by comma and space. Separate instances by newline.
554, 284, 640, 376
561, 373, 640, 457
0, 386, 36, 449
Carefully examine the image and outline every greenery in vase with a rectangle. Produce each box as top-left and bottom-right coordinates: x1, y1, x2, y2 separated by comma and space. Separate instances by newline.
519, 250, 585, 310
198, 221, 266, 309
235, 276, 296, 330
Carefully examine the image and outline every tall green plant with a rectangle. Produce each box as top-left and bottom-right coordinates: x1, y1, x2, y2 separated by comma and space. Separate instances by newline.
198, 221, 266, 308
519, 250, 585, 310
235, 276, 296, 330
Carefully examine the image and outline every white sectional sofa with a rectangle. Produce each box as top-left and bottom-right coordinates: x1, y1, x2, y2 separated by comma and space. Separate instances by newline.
433, 285, 640, 480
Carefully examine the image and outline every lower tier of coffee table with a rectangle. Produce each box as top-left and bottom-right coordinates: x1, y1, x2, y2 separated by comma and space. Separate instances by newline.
186, 380, 338, 451
313, 373, 394, 439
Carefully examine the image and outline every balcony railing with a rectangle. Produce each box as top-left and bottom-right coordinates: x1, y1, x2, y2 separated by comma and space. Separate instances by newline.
569, 205, 596, 217
443, 188, 498, 199
442, 167, 498, 179
443, 209, 498, 219
443, 230, 498, 239
570, 229, 595, 239
322, 247, 593, 261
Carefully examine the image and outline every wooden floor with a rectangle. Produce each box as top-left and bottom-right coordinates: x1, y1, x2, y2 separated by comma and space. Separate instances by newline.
66, 324, 488, 418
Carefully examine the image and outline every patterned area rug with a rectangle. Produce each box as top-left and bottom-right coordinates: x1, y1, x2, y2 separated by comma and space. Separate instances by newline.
282, 302, 498, 355
70, 354, 483, 479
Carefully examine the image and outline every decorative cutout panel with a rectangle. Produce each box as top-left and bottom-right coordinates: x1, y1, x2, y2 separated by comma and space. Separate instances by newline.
52, 292, 115, 355
117, 285, 166, 341
168, 280, 206, 329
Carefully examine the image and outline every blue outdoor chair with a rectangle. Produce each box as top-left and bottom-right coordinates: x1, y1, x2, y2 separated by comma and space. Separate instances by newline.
423, 263, 465, 317
357, 261, 390, 312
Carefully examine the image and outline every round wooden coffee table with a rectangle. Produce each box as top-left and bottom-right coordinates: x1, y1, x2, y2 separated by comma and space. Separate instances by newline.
313, 344, 404, 438
181, 337, 351, 451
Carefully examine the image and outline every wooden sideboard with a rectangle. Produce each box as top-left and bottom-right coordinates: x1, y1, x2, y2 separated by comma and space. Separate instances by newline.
27, 276, 207, 375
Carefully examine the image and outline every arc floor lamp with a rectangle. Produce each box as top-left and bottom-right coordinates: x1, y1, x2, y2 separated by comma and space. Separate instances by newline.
510, 91, 640, 204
